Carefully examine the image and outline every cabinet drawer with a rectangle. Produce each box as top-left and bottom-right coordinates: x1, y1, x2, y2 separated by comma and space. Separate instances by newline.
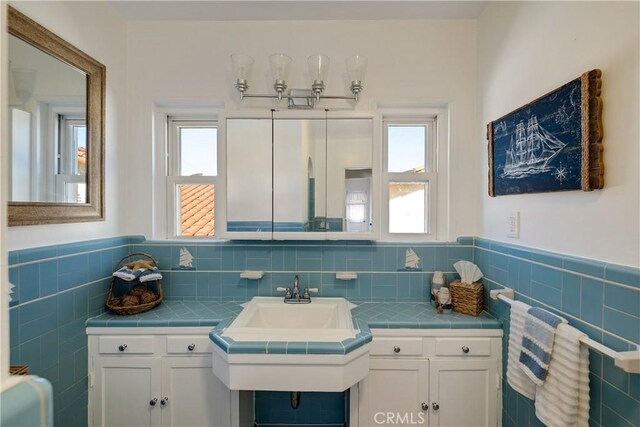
435, 337, 491, 357
98, 336, 155, 354
166, 336, 211, 354
370, 337, 423, 357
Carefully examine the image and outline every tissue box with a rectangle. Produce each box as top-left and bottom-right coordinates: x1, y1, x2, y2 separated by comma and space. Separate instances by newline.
450, 280, 484, 316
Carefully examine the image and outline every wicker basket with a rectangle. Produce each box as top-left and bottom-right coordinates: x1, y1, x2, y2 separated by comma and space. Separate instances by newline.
450, 279, 484, 316
10, 365, 28, 375
106, 253, 164, 315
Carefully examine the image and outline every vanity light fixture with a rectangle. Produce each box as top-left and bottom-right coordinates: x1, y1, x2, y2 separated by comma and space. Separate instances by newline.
231, 53, 367, 108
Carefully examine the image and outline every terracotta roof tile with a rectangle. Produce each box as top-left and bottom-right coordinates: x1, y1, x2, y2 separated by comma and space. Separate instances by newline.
181, 184, 215, 237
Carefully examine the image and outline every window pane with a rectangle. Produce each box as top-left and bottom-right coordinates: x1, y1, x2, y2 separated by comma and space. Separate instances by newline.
179, 184, 215, 237
65, 182, 86, 203
75, 125, 87, 174
387, 126, 426, 173
180, 127, 217, 176
389, 182, 427, 233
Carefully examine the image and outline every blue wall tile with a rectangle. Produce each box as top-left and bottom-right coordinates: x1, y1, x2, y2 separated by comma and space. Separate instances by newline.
475, 238, 640, 427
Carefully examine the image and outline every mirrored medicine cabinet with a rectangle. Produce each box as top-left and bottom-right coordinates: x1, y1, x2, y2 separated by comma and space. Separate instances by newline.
224, 113, 377, 240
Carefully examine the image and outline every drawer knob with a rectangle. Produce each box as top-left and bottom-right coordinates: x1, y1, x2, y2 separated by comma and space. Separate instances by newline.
462, 346, 470, 354
118, 344, 127, 352
393, 346, 401, 353
188, 344, 196, 351
149, 398, 157, 407
161, 397, 169, 406
421, 402, 429, 411
432, 402, 440, 411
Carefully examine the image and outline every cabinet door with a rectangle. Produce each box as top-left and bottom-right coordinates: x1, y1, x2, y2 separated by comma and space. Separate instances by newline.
273, 118, 327, 238
161, 356, 230, 427
91, 357, 161, 427
429, 360, 499, 427
326, 118, 374, 238
225, 118, 273, 238
358, 358, 429, 426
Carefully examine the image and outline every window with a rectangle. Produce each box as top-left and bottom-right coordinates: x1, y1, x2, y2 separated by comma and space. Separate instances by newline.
55, 114, 86, 203
383, 118, 438, 239
167, 118, 218, 238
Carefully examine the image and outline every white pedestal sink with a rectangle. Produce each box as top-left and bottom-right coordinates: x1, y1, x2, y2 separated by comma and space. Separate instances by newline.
224, 297, 357, 342
210, 297, 371, 392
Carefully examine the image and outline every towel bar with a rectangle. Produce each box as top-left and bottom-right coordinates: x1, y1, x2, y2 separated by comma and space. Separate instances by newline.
491, 288, 640, 374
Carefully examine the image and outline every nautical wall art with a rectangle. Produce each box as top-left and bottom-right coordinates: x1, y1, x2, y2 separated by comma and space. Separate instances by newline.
487, 69, 603, 196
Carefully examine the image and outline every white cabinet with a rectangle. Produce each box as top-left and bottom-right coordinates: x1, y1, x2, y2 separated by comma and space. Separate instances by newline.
358, 358, 429, 426
92, 357, 161, 427
355, 329, 502, 427
87, 327, 247, 427
429, 360, 499, 427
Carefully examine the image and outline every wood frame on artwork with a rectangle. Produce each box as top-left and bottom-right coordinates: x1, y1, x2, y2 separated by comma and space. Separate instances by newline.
487, 69, 603, 197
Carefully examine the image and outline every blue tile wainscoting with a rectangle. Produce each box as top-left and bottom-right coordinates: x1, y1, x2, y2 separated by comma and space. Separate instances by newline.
474, 238, 640, 427
7, 234, 639, 426
8, 237, 134, 427
7, 235, 472, 426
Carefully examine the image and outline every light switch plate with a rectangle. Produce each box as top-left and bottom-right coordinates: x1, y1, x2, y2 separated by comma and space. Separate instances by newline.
508, 211, 520, 238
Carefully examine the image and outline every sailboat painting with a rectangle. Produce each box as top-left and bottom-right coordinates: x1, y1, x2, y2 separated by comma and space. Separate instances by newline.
487, 70, 604, 196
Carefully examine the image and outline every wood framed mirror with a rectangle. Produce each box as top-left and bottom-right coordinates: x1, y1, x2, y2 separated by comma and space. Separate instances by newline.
7, 6, 105, 226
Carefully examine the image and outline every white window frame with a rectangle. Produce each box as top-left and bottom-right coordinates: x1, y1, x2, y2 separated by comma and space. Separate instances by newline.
166, 117, 219, 239
381, 109, 449, 241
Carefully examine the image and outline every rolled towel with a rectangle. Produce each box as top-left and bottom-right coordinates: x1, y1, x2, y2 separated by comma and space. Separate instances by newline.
139, 267, 163, 283
507, 300, 536, 400
112, 266, 142, 281
519, 307, 567, 386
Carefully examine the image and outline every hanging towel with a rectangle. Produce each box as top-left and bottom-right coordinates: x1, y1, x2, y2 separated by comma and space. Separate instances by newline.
507, 300, 537, 399
519, 307, 567, 386
139, 267, 163, 283
534, 323, 590, 427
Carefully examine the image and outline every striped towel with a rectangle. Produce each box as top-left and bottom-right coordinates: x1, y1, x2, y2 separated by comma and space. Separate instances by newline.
534, 323, 590, 427
507, 300, 536, 399
113, 266, 163, 283
139, 267, 163, 283
519, 307, 567, 386
113, 266, 140, 281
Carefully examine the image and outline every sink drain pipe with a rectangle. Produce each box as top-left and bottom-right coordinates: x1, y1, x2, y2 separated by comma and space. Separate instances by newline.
291, 391, 301, 409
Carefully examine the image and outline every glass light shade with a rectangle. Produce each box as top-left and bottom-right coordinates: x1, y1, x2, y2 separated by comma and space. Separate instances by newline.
230, 54, 254, 80
307, 54, 330, 83
346, 55, 368, 83
269, 53, 292, 82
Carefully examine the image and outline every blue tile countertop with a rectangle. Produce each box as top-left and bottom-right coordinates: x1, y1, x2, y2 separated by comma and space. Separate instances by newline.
86, 300, 502, 355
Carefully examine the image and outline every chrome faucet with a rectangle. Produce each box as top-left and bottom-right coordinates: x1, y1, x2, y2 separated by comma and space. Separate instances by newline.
275, 275, 318, 304
292, 275, 301, 300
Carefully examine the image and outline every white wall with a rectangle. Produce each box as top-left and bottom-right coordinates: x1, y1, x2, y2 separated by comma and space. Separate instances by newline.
6, 1, 128, 250
125, 19, 478, 241
477, 1, 640, 267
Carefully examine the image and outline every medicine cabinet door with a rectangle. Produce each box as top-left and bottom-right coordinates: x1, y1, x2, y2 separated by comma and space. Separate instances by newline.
225, 118, 272, 239
326, 118, 375, 239
273, 118, 327, 239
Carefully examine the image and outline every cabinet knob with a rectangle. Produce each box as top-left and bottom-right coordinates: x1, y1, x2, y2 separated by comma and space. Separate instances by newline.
149, 398, 157, 406
188, 344, 196, 351
118, 344, 127, 352
393, 346, 401, 353
462, 346, 470, 354
421, 402, 429, 411
432, 402, 440, 411
161, 397, 169, 406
